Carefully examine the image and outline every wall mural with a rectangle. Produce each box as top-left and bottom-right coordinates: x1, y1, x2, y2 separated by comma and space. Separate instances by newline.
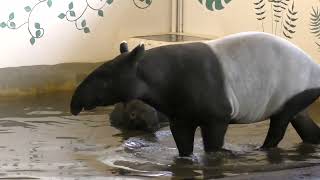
253, 0, 267, 31
0, 0, 53, 45
197, 0, 320, 54
310, 6, 320, 50
197, 0, 298, 39
58, 0, 114, 34
0, 0, 153, 45
198, 0, 233, 11
253, 0, 298, 39
4, 0, 317, 49
133, 0, 152, 9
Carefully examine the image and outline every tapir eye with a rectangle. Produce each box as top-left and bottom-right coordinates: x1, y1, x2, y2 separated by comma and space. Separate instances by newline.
130, 112, 136, 119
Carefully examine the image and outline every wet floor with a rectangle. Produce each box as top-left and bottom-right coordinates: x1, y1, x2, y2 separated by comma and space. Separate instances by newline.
0, 92, 320, 179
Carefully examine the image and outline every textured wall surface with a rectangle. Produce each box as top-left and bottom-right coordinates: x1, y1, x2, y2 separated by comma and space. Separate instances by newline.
0, 0, 171, 68
185, 0, 320, 63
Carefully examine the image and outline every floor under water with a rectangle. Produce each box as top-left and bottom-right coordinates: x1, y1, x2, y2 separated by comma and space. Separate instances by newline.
0, 92, 320, 179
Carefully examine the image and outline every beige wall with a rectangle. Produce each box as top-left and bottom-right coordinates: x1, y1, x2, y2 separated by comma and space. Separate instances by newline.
0, 0, 171, 68
184, 0, 320, 63
4, 0, 320, 67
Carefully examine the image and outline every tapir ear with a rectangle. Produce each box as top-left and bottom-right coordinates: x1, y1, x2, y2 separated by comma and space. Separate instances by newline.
120, 41, 129, 54
130, 43, 145, 61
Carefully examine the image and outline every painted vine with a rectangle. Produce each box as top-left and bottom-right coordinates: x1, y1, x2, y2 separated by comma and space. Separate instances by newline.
133, 0, 152, 9
0, 0, 53, 45
0, 0, 153, 45
58, 0, 114, 34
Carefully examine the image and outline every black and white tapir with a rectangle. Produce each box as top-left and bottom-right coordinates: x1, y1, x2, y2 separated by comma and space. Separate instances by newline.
70, 32, 320, 156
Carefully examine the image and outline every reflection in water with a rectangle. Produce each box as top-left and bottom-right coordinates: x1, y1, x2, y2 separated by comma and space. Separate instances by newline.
0, 120, 36, 129
102, 127, 320, 179
0, 92, 319, 179
101, 134, 320, 178
265, 148, 284, 164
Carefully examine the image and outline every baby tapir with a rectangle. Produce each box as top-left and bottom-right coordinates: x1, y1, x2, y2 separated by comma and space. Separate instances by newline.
110, 99, 168, 132
71, 32, 320, 157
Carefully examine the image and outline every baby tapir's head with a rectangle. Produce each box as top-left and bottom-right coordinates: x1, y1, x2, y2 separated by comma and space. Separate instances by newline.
110, 100, 161, 132
70, 42, 146, 115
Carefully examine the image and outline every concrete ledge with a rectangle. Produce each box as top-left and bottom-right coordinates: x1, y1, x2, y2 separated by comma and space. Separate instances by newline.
0, 63, 102, 96
128, 33, 211, 50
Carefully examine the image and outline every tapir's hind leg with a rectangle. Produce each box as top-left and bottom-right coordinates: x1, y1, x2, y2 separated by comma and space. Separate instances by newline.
262, 89, 320, 148
291, 110, 320, 144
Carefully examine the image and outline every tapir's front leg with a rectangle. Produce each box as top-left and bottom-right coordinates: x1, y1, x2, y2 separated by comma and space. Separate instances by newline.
170, 120, 197, 157
200, 119, 229, 152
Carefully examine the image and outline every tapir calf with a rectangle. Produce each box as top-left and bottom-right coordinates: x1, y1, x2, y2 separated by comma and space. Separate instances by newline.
70, 32, 320, 156
110, 99, 168, 132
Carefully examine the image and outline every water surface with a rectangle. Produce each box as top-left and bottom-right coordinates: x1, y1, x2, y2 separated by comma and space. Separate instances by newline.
0, 92, 320, 179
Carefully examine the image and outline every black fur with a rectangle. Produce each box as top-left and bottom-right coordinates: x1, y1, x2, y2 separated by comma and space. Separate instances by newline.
136, 43, 232, 156
110, 99, 168, 132
137, 43, 232, 120
291, 110, 320, 144
70, 44, 146, 115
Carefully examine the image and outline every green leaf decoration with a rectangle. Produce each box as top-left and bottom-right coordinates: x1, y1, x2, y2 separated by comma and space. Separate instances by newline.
0, 22, 7, 28
107, 0, 113, 5
145, 0, 152, 5
47, 0, 52, 8
272, 0, 288, 23
81, 19, 86, 27
283, 0, 298, 39
69, 2, 74, 10
133, 0, 152, 9
253, 0, 267, 31
98, 10, 104, 17
9, 12, 14, 20
30, 37, 35, 45
199, 0, 233, 11
310, 6, 320, 49
36, 30, 41, 38
24, 6, 32, 12
10, 22, 16, 28
84, 27, 90, 33
70, 11, 76, 17
35, 22, 41, 29
58, 13, 66, 19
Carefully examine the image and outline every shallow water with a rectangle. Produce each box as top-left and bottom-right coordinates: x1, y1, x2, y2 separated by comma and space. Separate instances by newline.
0, 92, 320, 179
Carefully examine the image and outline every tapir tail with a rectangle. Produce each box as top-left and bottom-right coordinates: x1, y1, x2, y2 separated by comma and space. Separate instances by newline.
291, 110, 320, 144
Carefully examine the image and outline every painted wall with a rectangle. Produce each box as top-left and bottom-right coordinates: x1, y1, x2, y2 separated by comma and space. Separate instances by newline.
184, 0, 320, 63
0, 0, 171, 68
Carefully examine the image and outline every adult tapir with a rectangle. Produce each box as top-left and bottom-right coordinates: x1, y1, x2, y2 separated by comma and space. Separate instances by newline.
70, 32, 320, 156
